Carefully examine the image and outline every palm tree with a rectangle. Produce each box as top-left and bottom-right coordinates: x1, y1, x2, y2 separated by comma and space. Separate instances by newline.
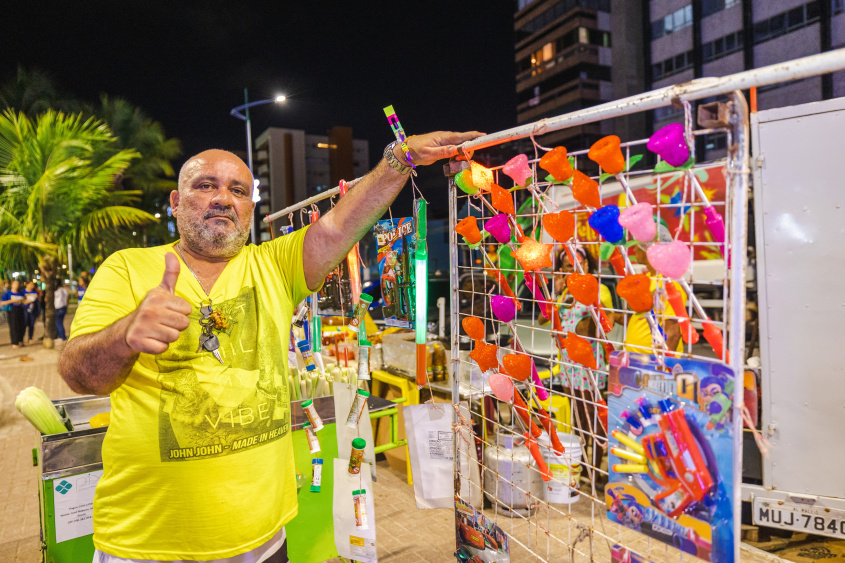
0, 109, 156, 348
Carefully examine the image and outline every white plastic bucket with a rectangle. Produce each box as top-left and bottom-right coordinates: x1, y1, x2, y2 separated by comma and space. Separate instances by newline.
538, 432, 582, 504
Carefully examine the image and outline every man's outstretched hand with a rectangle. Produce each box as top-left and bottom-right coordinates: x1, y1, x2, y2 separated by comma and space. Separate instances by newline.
403, 131, 485, 167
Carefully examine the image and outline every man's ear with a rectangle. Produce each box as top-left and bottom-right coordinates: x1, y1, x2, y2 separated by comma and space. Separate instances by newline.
170, 190, 179, 215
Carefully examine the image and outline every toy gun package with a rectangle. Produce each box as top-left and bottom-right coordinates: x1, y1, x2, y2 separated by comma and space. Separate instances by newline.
374, 218, 415, 329
605, 352, 736, 562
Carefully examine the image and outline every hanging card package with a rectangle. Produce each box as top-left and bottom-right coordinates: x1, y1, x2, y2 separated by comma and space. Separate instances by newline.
605, 352, 736, 562
374, 218, 415, 329
403, 402, 481, 509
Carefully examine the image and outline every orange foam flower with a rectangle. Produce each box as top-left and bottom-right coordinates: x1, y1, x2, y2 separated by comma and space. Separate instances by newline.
455, 216, 482, 245
588, 135, 625, 175
539, 146, 574, 182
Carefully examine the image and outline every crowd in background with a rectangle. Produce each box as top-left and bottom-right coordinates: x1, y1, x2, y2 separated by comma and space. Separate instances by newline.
0, 277, 85, 347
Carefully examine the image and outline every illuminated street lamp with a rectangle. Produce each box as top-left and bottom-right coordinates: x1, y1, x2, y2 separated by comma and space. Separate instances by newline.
230, 89, 286, 244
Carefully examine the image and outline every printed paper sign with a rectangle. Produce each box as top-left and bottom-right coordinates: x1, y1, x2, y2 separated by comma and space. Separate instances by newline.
53, 470, 102, 543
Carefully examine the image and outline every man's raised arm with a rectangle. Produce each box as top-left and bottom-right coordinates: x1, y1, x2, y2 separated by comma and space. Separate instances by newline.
58, 253, 192, 395
302, 131, 482, 290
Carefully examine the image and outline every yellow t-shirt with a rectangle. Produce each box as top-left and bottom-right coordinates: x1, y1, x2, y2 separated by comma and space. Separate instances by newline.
623, 278, 687, 354
70, 227, 314, 561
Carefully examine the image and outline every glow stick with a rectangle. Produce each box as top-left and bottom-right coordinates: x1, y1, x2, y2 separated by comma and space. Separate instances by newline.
383, 105, 415, 169
415, 199, 428, 386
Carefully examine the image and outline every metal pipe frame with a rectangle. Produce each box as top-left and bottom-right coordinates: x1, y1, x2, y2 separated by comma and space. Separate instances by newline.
458, 49, 845, 153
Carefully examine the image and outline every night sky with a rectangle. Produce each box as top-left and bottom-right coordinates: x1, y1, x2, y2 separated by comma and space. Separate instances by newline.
2, 1, 518, 217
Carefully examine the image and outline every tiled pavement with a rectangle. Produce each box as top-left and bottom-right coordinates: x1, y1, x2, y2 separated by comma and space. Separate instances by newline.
0, 312, 787, 563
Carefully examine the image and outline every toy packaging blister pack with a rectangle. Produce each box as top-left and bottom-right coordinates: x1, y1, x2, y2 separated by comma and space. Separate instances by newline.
374, 218, 415, 329
605, 352, 735, 562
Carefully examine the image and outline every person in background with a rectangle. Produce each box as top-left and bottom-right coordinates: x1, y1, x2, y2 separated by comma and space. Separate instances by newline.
77, 278, 87, 302
553, 246, 617, 475
23, 281, 41, 344
1, 280, 26, 347
54, 278, 69, 343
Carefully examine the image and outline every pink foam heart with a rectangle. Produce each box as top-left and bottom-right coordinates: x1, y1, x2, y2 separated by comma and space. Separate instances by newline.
646, 241, 690, 279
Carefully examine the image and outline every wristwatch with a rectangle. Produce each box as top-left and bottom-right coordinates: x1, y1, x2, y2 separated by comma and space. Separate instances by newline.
384, 141, 412, 175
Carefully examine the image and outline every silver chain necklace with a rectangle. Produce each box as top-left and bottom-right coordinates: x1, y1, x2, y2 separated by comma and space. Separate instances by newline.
175, 243, 212, 297
175, 243, 227, 363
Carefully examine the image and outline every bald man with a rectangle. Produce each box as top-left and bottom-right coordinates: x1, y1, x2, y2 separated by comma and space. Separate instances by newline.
59, 131, 482, 563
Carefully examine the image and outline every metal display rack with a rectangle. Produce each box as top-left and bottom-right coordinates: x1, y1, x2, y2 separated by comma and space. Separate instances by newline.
447, 50, 845, 563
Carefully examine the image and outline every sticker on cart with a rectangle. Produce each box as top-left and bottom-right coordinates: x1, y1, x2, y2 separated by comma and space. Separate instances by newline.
52, 469, 102, 543
350, 535, 377, 560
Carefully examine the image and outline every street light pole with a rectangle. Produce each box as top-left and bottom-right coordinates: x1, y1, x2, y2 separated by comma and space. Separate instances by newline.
230, 90, 286, 245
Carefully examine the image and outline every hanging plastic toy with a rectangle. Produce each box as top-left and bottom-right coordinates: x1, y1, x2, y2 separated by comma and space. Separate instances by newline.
490, 294, 516, 324
455, 161, 494, 194
455, 216, 482, 245
647, 123, 690, 167
588, 135, 626, 175
565, 273, 613, 333
484, 213, 512, 244
588, 205, 625, 244
462, 315, 499, 373
646, 240, 691, 279
565, 331, 597, 370
502, 154, 533, 187
618, 202, 656, 242
542, 210, 575, 243
571, 170, 602, 209
502, 353, 531, 381
615, 274, 654, 313
511, 237, 553, 271
491, 182, 516, 215
539, 146, 574, 182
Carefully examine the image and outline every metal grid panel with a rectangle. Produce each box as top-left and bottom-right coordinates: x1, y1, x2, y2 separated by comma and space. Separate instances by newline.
449, 92, 750, 562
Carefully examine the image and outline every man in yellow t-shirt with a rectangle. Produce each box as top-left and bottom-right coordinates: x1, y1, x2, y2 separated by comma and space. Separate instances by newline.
58, 130, 482, 562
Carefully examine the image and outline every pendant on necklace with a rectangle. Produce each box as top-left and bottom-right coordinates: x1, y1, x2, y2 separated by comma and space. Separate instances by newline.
198, 299, 226, 363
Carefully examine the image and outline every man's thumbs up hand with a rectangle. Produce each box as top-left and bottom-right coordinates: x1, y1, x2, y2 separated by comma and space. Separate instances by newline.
124, 252, 193, 355
159, 252, 181, 294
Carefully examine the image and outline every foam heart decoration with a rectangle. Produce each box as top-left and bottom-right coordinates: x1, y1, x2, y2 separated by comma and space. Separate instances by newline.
646, 240, 690, 279
566, 273, 599, 306
542, 210, 575, 243
565, 331, 597, 370
484, 213, 512, 244
488, 373, 514, 402
490, 294, 516, 323
503, 154, 533, 187
571, 170, 602, 209
491, 183, 516, 215
469, 341, 499, 373
616, 274, 653, 313
502, 353, 532, 381
618, 202, 656, 242
461, 316, 486, 341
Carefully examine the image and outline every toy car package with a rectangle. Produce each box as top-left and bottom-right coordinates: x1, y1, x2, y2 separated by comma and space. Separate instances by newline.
374, 218, 415, 329
605, 352, 736, 562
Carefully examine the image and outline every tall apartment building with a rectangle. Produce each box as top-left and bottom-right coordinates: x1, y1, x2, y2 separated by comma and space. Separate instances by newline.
253, 126, 369, 242
515, 0, 844, 155
515, 0, 617, 148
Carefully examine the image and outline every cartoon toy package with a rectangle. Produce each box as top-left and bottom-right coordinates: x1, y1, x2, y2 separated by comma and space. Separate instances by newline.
374, 218, 415, 329
605, 352, 736, 562
455, 495, 509, 562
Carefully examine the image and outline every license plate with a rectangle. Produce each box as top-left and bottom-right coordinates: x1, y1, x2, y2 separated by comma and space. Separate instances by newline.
753, 498, 845, 539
